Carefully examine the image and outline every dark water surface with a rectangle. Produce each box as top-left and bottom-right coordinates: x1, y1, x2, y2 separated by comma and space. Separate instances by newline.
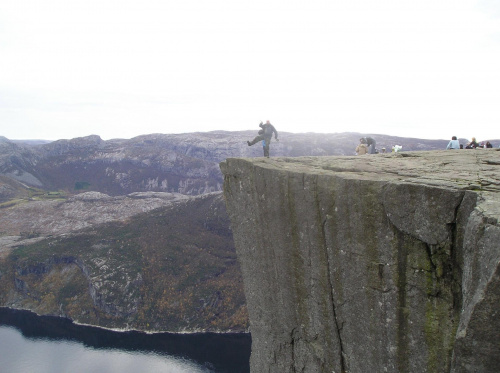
0, 308, 250, 373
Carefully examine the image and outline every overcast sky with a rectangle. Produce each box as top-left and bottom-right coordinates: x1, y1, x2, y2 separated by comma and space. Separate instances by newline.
1, 0, 499, 141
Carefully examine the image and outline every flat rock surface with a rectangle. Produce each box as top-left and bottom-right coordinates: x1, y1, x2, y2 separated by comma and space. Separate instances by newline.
225, 149, 500, 220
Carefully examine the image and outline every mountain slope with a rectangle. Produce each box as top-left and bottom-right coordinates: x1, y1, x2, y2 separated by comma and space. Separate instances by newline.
0, 192, 247, 332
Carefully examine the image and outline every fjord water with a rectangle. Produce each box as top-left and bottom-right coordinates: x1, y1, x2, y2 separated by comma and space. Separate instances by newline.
0, 308, 250, 373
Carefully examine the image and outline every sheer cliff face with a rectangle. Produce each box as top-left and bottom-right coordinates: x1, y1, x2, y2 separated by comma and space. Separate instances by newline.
221, 150, 500, 373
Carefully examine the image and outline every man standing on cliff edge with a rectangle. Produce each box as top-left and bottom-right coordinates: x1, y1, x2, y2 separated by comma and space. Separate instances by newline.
247, 120, 279, 157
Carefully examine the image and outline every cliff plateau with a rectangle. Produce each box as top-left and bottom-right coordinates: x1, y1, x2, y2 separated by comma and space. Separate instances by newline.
221, 150, 500, 373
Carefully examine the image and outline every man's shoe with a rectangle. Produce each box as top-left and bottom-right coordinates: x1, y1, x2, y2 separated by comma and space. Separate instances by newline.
247, 141, 251, 146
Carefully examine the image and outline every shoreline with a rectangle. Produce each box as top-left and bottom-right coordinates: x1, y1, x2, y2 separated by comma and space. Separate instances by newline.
0, 306, 250, 336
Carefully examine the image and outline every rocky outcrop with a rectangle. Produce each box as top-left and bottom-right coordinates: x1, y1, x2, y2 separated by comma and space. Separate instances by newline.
221, 150, 500, 372
0, 191, 188, 239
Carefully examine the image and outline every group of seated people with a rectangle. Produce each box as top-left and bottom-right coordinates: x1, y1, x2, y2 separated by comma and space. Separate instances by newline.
447, 136, 494, 150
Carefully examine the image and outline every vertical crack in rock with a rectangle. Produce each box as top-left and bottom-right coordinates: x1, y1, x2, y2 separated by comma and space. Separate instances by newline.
395, 229, 410, 373
447, 192, 465, 314
310, 174, 345, 373
290, 328, 295, 372
423, 243, 438, 276
322, 216, 346, 373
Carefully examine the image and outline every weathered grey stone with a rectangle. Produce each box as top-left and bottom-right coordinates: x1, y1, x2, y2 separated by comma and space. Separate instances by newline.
221, 150, 500, 373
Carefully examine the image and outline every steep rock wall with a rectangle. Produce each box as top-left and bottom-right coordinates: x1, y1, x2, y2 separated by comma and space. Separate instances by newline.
221, 150, 500, 373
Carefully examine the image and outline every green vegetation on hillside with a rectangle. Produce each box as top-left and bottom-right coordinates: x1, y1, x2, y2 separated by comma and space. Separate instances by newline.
74, 181, 91, 190
0, 193, 248, 332
0, 180, 67, 208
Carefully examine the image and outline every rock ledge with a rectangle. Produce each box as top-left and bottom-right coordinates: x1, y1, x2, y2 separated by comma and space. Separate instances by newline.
221, 150, 500, 373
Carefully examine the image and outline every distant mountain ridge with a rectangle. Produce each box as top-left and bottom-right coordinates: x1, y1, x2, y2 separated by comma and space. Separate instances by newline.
1, 131, 486, 199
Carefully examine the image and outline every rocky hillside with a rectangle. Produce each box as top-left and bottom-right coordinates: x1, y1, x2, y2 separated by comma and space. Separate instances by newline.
0, 132, 474, 198
221, 149, 500, 372
0, 191, 188, 239
0, 192, 247, 332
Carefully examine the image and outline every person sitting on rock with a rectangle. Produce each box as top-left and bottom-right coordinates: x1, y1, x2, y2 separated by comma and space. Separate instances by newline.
465, 137, 479, 149
355, 139, 368, 155
247, 120, 279, 157
446, 136, 460, 149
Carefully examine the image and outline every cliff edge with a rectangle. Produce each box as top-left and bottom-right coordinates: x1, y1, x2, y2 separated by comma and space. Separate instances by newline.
220, 150, 500, 373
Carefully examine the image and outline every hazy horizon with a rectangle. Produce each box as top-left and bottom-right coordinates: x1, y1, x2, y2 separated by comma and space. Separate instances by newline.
4, 130, 499, 143
1, 1, 499, 142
